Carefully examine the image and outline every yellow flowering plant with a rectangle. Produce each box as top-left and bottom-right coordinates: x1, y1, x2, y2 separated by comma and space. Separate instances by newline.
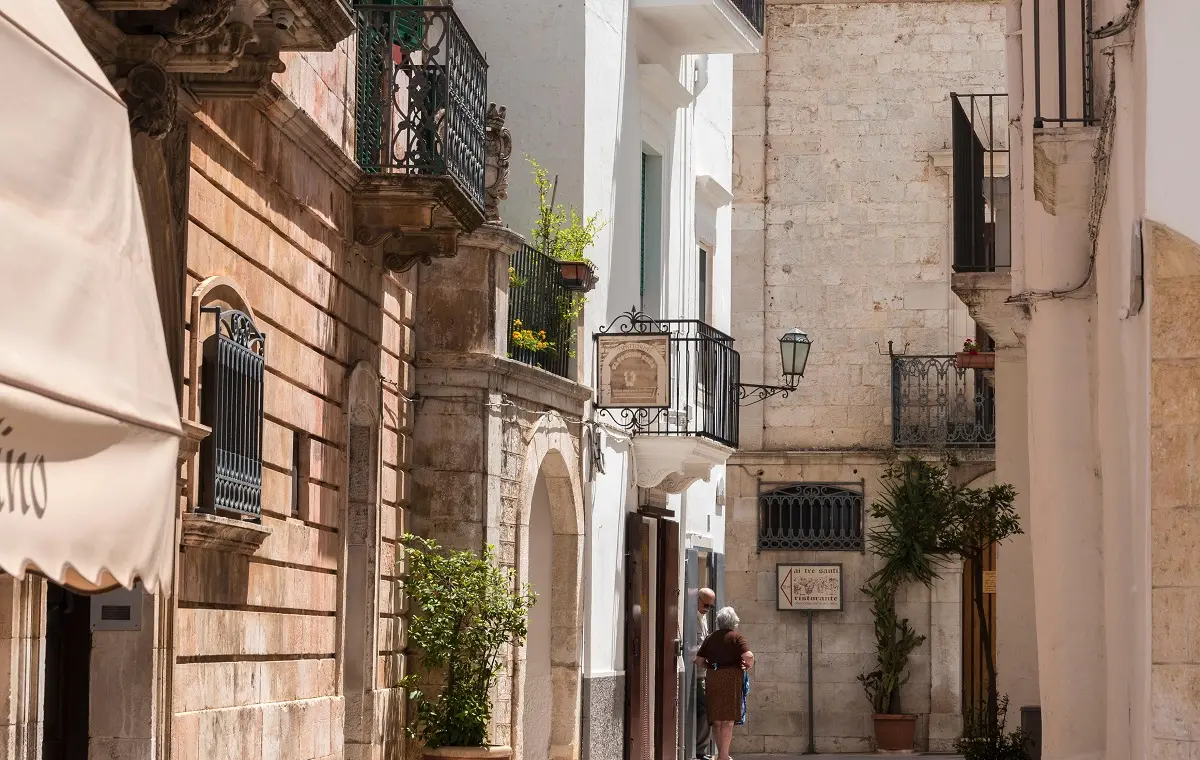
510, 319, 553, 354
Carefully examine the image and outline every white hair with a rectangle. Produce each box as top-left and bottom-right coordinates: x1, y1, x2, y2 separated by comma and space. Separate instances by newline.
715, 606, 739, 631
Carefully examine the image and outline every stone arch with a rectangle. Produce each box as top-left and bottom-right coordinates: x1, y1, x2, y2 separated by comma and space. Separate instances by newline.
511, 414, 585, 760
342, 361, 385, 756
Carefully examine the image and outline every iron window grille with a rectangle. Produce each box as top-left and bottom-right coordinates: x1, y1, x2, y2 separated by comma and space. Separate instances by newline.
508, 242, 574, 378
198, 307, 266, 521
757, 482, 865, 552
951, 93, 1011, 274
891, 355, 995, 448
353, 2, 488, 211
1032, 0, 1096, 128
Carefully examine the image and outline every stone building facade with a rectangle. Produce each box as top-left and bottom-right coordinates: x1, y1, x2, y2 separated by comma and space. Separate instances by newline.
951, 1, 1200, 757
3, 4, 753, 760
728, 1, 1005, 753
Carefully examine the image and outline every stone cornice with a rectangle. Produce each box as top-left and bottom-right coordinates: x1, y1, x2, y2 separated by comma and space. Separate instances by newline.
416, 351, 593, 416
252, 81, 362, 191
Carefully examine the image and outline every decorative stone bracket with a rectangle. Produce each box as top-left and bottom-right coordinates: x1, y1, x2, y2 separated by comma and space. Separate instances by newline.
950, 271, 1029, 349
64, 0, 354, 130
630, 436, 734, 495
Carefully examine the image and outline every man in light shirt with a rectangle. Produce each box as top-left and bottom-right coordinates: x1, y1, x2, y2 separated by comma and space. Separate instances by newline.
694, 587, 716, 760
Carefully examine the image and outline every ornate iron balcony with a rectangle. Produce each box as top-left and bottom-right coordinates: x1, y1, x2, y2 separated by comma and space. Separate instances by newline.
354, 4, 488, 212
892, 355, 995, 448
596, 314, 741, 449
507, 243, 575, 379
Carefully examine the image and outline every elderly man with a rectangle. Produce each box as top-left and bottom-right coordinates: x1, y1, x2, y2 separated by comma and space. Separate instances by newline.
694, 587, 716, 760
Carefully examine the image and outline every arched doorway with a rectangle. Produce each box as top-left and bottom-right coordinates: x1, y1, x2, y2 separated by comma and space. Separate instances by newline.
523, 469, 554, 760
512, 422, 585, 760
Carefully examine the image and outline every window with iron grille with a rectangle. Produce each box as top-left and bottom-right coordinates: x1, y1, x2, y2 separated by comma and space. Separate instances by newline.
198, 306, 266, 522
757, 482, 865, 552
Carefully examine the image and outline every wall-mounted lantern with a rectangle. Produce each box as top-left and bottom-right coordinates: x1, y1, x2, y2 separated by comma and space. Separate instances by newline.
739, 328, 813, 405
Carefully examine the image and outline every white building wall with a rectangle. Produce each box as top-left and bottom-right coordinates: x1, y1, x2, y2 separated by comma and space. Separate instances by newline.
455, 3, 738, 757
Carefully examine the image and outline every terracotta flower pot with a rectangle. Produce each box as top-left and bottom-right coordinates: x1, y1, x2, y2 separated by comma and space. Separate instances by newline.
955, 351, 996, 370
872, 713, 918, 752
423, 746, 512, 760
558, 260, 595, 292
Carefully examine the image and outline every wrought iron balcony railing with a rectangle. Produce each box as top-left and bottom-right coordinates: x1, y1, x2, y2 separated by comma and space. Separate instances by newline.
354, 3, 488, 211
952, 93, 1011, 274
596, 314, 740, 450
892, 355, 995, 448
1032, 0, 1096, 128
732, 0, 765, 35
507, 243, 575, 378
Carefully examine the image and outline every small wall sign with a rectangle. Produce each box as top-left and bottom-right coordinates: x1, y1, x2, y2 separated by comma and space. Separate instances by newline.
596, 333, 671, 409
982, 570, 997, 595
777, 563, 843, 611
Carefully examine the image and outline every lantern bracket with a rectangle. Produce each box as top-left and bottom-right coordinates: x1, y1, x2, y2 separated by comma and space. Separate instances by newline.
737, 378, 801, 406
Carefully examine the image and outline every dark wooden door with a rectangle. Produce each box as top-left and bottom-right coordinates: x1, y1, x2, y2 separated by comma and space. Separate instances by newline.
962, 543, 997, 713
43, 583, 91, 760
656, 519, 680, 760
625, 514, 650, 760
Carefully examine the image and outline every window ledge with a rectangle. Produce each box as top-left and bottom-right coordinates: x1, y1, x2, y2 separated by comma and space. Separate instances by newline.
180, 512, 270, 555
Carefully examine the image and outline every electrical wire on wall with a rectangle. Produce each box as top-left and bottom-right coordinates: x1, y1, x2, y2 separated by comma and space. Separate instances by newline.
1006, 0, 1138, 307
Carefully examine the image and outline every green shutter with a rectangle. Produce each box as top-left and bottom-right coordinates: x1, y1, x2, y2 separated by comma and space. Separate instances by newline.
354, 0, 425, 171
640, 153, 648, 299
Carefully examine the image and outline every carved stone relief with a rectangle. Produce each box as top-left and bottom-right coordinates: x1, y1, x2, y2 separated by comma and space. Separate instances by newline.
484, 103, 512, 224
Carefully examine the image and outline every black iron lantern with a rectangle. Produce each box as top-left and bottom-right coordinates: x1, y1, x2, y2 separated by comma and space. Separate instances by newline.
559, 260, 594, 292
779, 328, 812, 381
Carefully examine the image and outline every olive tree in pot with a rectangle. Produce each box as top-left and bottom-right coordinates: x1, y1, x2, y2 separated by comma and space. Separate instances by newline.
400, 534, 536, 760
858, 458, 1024, 754
857, 458, 952, 751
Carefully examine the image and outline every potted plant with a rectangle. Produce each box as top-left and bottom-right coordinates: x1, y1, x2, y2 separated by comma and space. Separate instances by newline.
528, 156, 604, 294
858, 458, 955, 752
858, 457, 1023, 753
956, 338, 995, 370
400, 534, 536, 760
858, 580, 925, 750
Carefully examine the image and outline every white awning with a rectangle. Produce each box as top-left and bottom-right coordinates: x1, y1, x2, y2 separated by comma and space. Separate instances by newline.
0, 0, 183, 593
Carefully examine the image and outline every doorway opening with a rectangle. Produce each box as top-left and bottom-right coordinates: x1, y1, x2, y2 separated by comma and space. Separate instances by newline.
42, 583, 91, 760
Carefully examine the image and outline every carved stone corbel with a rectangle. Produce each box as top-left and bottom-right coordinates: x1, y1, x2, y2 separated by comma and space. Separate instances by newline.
114, 61, 179, 139
169, 0, 237, 44
483, 103, 512, 224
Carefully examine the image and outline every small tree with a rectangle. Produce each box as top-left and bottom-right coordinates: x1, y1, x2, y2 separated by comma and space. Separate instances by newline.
401, 534, 536, 748
941, 478, 1021, 730
858, 458, 950, 715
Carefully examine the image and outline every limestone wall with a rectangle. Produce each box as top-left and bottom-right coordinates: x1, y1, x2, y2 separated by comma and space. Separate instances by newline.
176, 99, 414, 760
726, 454, 963, 754
1149, 222, 1200, 758
732, 1, 1005, 451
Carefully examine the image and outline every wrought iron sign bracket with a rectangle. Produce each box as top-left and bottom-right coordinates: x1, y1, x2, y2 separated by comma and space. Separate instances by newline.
737, 382, 798, 406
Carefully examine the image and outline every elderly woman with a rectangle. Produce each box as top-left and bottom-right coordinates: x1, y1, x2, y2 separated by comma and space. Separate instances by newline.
695, 606, 754, 760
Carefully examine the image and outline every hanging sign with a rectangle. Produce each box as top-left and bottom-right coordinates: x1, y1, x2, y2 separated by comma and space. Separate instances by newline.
777, 563, 843, 611
595, 333, 671, 409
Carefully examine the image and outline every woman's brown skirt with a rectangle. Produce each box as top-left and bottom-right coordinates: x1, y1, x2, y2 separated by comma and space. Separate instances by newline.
705, 666, 745, 723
